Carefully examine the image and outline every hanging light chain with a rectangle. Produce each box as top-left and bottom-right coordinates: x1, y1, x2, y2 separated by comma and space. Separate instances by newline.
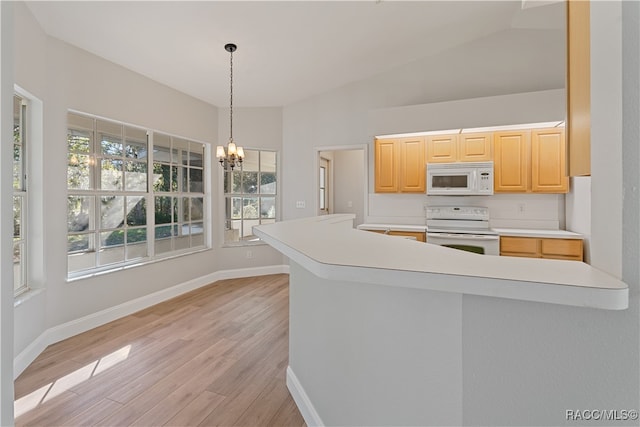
229, 45, 233, 141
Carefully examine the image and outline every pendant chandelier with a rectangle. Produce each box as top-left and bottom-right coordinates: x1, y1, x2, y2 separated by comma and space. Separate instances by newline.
216, 43, 244, 170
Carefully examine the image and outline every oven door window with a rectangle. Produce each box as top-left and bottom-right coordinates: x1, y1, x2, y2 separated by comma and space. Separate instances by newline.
431, 174, 468, 188
441, 244, 485, 254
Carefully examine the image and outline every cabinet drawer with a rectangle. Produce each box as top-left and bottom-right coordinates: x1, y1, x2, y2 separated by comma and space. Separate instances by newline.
389, 231, 426, 242
541, 238, 583, 261
363, 229, 426, 242
500, 236, 539, 256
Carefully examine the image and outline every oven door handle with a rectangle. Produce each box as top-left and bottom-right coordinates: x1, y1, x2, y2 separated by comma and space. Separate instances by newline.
427, 233, 499, 241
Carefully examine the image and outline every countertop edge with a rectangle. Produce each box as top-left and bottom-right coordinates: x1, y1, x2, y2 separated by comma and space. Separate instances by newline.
255, 216, 627, 311
358, 224, 583, 239
493, 228, 584, 239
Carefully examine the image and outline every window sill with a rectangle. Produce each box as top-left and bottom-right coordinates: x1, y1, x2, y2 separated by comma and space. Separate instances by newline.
222, 239, 268, 249
14, 288, 45, 308
67, 246, 212, 282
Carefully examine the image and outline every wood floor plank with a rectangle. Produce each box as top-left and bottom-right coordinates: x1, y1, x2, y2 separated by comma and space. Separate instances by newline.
234, 372, 296, 426
69, 336, 190, 400
55, 397, 123, 427
26, 314, 151, 368
163, 390, 226, 427
14, 274, 304, 427
14, 358, 85, 400
269, 395, 307, 427
104, 338, 213, 404
197, 367, 282, 427
128, 355, 237, 426
15, 389, 80, 427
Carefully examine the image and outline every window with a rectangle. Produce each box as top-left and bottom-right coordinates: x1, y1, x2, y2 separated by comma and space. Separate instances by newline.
224, 149, 277, 243
13, 94, 28, 295
67, 112, 208, 278
152, 133, 205, 254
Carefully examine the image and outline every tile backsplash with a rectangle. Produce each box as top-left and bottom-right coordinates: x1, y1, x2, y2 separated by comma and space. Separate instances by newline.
367, 193, 564, 229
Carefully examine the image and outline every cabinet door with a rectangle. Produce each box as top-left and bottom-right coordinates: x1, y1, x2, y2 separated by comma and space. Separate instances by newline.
398, 137, 426, 193
531, 128, 568, 193
458, 132, 492, 162
426, 134, 458, 163
500, 236, 540, 258
374, 138, 398, 193
494, 131, 530, 192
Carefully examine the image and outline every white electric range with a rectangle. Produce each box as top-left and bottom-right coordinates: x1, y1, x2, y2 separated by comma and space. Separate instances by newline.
425, 206, 499, 255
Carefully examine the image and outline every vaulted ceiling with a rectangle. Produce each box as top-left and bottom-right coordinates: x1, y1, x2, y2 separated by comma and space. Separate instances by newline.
25, 1, 565, 107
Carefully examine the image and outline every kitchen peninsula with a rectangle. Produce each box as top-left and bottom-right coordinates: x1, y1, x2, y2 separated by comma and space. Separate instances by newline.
254, 215, 629, 426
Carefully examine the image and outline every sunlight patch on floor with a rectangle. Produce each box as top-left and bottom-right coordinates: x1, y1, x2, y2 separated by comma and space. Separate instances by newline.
14, 345, 131, 418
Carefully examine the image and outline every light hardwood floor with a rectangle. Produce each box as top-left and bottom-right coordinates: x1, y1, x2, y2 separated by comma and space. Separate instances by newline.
14, 274, 306, 427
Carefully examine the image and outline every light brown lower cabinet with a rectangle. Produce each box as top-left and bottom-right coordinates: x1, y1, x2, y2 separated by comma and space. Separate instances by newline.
366, 230, 426, 242
500, 236, 583, 261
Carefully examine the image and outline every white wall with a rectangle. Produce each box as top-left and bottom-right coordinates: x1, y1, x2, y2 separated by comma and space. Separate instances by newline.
589, 0, 623, 278
12, 1, 284, 373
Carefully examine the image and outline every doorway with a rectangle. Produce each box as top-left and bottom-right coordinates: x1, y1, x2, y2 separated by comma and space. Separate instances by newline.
319, 157, 331, 215
316, 146, 367, 226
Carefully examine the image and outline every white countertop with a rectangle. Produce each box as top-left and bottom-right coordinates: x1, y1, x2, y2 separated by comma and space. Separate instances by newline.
254, 215, 628, 310
359, 224, 582, 239
493, 228, 583, 239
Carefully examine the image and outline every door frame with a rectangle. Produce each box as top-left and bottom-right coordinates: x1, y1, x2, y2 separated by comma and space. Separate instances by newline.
318, 156, 331, 215
314, 144, 368, 221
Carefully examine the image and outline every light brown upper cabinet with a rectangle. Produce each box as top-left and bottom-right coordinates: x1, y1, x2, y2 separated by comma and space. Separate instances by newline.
494, 128, 568, 194
567, 0, 590, 176
374, 138, 399, 193
375, 136, 426, 193
426, 132, 492, 163
531, 128, 568, 192
494, 130, 530, 192
458, 132, 493, 162
426, 134, 458, 163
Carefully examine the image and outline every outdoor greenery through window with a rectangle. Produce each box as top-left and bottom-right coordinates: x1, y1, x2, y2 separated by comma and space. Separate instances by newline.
67, 112, 208, 277
13, 94, 28, 295
224, 149, 277, 243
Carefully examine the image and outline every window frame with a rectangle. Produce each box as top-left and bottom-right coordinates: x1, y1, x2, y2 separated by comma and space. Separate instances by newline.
222, 148, 278, 246
13, 94, 28, 296
67, 111, 210, 280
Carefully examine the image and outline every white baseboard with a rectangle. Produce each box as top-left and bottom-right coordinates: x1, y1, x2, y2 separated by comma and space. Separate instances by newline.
286, 365, 324, 427
14, 264, 289, 379
13, 331, 50, 380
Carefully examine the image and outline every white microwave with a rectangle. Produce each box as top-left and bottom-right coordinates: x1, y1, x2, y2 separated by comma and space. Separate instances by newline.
426, 162, 494, 195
